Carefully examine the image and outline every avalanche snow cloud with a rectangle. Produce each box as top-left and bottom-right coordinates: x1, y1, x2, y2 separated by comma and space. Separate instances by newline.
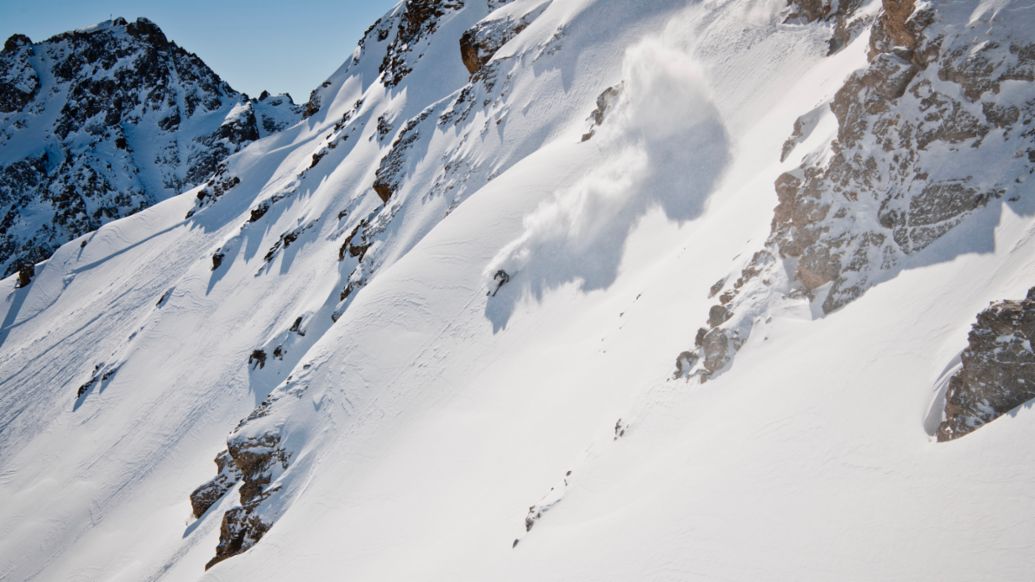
487, 35, 730, 325
1, 0, 1035, 580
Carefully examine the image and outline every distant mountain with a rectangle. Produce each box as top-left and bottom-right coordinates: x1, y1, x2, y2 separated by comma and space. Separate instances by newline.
0, 17, 300, 277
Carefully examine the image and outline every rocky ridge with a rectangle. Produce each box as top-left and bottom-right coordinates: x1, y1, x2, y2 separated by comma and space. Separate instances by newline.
0, 18, 300, 276
190, 0, 560, 565
680, 0, 1035, 381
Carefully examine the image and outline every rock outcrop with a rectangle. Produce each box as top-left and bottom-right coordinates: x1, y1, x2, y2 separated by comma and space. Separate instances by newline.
189, 450, 243, 518
459, 3, 547, 75
0, 18, 300, 277
198, 376, 305, 569
203, 417, 291, 568
380, 0, 466, 88
373, 107, 436, 202
785, 0, 868, 53
938, 288, 1035, 441
679, 0, 1035, 381
204, 431, 289, 569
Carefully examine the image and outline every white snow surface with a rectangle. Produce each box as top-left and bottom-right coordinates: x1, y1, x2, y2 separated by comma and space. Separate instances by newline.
1, 0, 1035, 580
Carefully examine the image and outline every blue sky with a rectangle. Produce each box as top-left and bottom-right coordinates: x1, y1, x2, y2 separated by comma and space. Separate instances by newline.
0, 0, 398, 102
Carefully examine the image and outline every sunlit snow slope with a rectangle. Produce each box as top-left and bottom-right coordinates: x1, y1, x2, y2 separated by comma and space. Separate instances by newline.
1, 0, 1034, 580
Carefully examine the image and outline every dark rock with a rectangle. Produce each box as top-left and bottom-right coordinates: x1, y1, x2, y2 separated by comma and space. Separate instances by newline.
459, 29, 484, 75
376, 114, 393, 142
189, 450, 242, 518
249, 201, 270, 222
188, 166, 242, 217
707, 304, 732, 328
309, 150, 325, 170
378, 0, 465, 87
672, 350, 696, 379
613, 418, 626, 440
459, 6, 544, 76
263, 222, 315, 264
938, 288, 1035, 441
340, 221, 371, 262
206, 507, 270, 570
785, 0, 868, 54
708, 277, 726, 298
372, 181, 394, 203
204, 431, 289, 569
372, 107, 434, 203
14, 260, 33, 288
302, 81, 329, 119
339, 282, 355, 302
697, 327, 735, 381
3, 34, 31, 54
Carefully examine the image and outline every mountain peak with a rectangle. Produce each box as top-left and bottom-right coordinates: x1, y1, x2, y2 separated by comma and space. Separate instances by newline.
2, 34, 31, 54
0, 16, 300, 276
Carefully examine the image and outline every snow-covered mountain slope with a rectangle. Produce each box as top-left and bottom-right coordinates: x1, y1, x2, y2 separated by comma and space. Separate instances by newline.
0, 18, 300, 277
1, 0, 1034, 580
680, 0, 1035, 381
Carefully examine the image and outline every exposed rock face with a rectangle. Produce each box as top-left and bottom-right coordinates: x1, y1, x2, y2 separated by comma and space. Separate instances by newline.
681, 0, 1035, 380
298, 0, 467, 122
380, 0, 466, 87
459, 3, 547, 75
373, 108, 435, 202
186, 163, 242, 218
0, 35, 39, 112
785, 0, 868, 53
198, 376, 305, 569
938, 288, 1035, 441
14, 260, 33, 288
204, 424, 290, 568
189, 450, 243, 518
0, 18, 300, 277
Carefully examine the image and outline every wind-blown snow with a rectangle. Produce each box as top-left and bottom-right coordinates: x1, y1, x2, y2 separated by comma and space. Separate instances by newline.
487, 37, 729, 300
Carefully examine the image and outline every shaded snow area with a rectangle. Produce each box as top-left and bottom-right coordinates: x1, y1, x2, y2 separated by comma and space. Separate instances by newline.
1, 0, 1035, 580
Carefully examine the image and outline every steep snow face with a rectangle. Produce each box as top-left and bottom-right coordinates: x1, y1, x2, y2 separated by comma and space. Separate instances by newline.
2, 0, 1035, 581
0, 18, 301, 276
